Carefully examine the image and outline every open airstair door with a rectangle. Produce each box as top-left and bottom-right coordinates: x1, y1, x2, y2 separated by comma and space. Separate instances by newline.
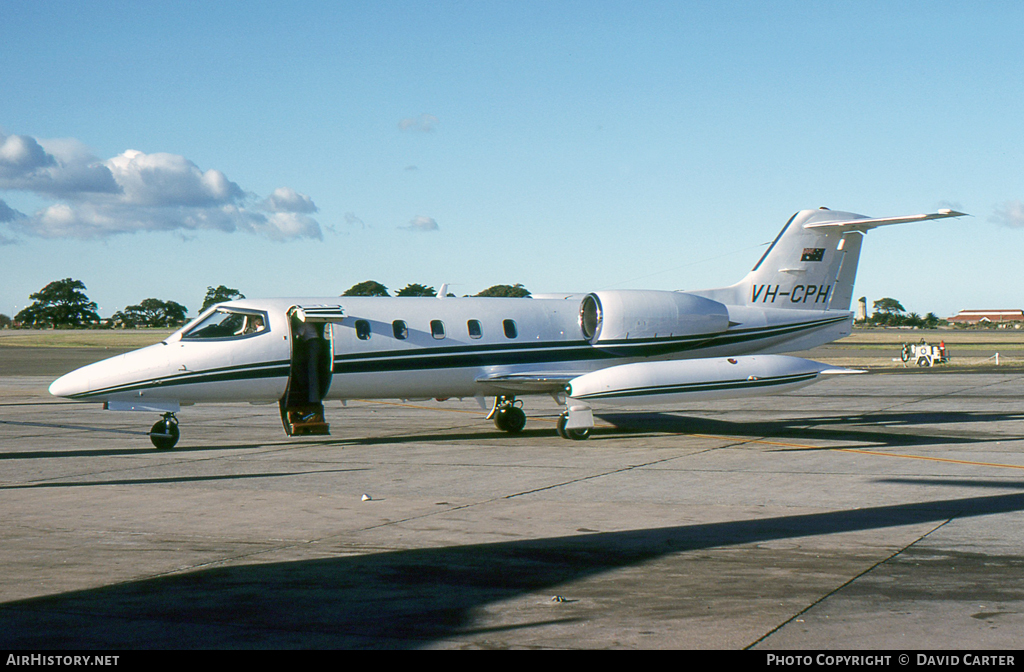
279, 305, 343, 436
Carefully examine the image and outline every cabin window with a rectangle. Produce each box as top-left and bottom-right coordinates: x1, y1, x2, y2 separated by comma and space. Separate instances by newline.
467, 319, 482, 339
355, 319, 371, 340
503, 319, 518, 339
393, 320, 408, 340
182, 308, 269, 340
430, 319, 446, 340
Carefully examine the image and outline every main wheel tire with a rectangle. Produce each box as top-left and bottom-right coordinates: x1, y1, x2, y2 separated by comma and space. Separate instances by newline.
494, 406, 527, 433
150, 419, 180, 449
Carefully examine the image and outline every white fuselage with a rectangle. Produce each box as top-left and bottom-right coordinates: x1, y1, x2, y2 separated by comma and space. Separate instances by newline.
49, 292, 851, 407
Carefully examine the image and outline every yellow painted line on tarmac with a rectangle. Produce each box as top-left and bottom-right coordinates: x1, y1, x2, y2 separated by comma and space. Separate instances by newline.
834, 447, 1024, 471
690, 433, 1024, 472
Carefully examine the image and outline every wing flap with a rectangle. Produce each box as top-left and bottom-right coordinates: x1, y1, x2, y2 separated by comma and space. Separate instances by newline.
475, 372, 575, 393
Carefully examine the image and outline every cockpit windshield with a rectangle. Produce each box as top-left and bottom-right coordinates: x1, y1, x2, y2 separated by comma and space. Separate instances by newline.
182, 308, 269, 340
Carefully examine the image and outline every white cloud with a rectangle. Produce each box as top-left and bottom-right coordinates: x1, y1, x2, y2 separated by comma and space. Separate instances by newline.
262, 186, 318, 213
248, 211, 322, 240
990, 201, 1024, 229
344, 212, 367, 229
105, 150, 244, 207
0, 134, 54, 175
399, 114, 439, 132
402, 215, 439, 232
0, 133, 322, 241
0, 133, 119, 196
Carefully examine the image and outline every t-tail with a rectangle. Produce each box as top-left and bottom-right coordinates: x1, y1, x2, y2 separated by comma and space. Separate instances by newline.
696, 208, 967, 311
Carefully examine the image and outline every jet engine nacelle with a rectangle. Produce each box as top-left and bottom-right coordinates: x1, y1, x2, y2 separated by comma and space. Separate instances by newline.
578, 290, 729, 344
565, 355, 840, 405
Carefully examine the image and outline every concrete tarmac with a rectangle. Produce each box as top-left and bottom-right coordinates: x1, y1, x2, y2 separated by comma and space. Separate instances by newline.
2, 367, 1024, 649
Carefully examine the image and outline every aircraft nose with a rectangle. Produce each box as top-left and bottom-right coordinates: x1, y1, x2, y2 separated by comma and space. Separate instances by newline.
49, 368, 89, 398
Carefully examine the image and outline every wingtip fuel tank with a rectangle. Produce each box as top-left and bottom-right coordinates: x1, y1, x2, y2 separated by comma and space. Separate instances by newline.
564, 355, 842, 405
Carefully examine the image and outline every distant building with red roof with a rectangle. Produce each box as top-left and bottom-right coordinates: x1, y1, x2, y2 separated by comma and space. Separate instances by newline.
947, 309, 1024, 325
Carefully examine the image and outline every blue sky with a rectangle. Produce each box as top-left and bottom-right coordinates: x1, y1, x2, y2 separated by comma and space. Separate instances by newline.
2, 1, 1022, 320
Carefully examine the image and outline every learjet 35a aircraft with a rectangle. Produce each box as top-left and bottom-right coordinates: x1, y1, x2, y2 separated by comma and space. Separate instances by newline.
50, 207, 965, 448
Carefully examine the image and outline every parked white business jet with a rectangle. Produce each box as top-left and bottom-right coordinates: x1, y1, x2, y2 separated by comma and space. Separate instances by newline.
49, 207, 965, 448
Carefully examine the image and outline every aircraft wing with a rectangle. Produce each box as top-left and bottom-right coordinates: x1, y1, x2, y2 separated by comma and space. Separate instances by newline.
475, 372, 576, 394
802, 209, 968, 232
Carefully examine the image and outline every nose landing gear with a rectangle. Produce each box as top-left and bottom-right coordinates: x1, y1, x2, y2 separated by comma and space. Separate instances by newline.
556, 403, 593, 440
149, 412, 180, 449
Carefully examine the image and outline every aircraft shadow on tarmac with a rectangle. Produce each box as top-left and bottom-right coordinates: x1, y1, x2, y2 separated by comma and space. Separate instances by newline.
0, 468, 371, 490
5, 405, 1023, 459
595, 411, 1024, 448
3, 491, 1024, 649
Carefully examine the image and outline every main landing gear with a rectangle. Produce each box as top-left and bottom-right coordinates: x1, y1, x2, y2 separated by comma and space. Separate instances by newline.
487, 395, 594, 440
489, 395, 527, 433
149, 412, 180, 449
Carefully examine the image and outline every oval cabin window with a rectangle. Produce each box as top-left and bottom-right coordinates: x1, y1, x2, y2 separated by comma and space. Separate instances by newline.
355, 319, 371, 340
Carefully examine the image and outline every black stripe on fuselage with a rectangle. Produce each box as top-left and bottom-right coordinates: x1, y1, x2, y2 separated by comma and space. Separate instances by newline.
66, 360, 291, 400
330, 314, 849, 374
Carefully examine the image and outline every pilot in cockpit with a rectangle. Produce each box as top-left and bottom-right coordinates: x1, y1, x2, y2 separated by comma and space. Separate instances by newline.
241, 314, 266, 335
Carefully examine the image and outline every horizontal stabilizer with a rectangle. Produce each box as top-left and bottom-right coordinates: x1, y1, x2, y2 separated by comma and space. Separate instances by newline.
803, 209, 968, 232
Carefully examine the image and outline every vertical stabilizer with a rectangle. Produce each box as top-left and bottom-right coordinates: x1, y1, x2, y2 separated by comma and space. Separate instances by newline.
695, 208, 966, 311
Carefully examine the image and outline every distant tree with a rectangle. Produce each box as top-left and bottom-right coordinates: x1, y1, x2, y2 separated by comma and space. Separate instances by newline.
923, 312, 943, 329
872, 298, 905, 316
112, 298, 189, 328
0, 314, 11, 329
201, 285, 245, 311
16, 278, 100, 328
395, 283, 436, 297
343, 280, 390, 297
866, 297, 907, 326
109, 310, 139, 329
475, 283, 531, 298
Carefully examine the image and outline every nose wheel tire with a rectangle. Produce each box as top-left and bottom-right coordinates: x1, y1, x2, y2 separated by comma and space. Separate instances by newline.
150, 414, 180, 449
556, 412, 591, 441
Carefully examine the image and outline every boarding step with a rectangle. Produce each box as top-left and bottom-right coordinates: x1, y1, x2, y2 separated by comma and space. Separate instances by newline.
281, 403, 330, 436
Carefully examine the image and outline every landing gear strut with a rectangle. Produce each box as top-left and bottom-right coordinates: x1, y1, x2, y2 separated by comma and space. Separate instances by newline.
149, 412, 180, 449
489, 395, 527, 433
